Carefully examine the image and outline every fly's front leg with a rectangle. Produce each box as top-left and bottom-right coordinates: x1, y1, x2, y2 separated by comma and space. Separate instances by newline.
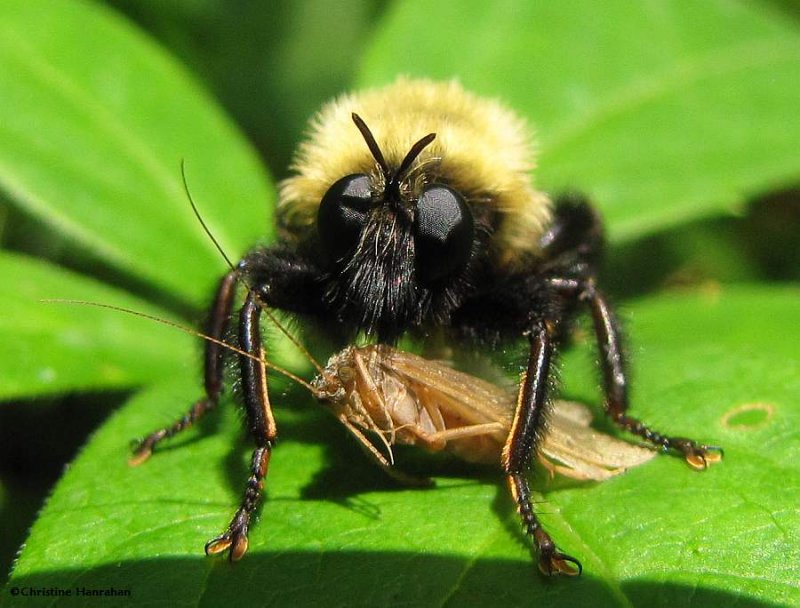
205, 290, 277, 561
503, 320, 582, 576
580, 279, 722, 469
130, 271, 238, 465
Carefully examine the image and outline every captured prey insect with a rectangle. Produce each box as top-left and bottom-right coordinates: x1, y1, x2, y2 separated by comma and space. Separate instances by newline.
130, 78, 721, 575
311, 344, 657, 485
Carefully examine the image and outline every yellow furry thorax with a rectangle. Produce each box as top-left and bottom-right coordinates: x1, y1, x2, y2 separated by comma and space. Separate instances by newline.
278, 77, 552, 267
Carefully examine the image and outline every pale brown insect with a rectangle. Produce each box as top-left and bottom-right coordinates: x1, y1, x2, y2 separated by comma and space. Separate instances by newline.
311, 344, 656, 485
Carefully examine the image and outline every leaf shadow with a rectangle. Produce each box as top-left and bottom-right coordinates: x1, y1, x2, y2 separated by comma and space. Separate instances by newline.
5, 554, 784, 608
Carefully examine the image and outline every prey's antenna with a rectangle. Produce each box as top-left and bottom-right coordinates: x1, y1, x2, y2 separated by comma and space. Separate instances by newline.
162, 165, 327, 379
42, 299, 316, 392
261, 306, 325, 375
181, 159, 236, 272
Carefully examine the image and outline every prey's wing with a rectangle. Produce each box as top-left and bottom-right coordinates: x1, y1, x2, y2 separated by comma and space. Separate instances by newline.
542, 401, 656, 480
381, 348, 655, 480
380, 349, 513, 428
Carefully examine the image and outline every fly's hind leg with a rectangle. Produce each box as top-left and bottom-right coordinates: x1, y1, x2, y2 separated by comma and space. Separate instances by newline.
542, 195, 722, 470
580, 280, 723, 470
129, 271, 238, 465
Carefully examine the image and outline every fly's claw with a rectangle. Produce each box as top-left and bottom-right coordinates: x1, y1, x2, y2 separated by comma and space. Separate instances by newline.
128, 436, 160, 466
205, 511, 251, 561
670, 438, 724, 470
205, 530, 249, 562
538, 545, 582, 577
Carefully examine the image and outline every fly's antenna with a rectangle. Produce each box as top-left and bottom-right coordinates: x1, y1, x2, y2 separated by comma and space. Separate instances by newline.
350, 113, 435, 198
396, 132, 436, 180
351, 113, 390, 180
181, 159, 236, 273
41, 299, 316, 392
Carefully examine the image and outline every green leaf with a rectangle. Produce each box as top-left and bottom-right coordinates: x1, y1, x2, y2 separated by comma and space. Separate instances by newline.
105, 0, 386, 174
5, 286, 798, 607
360, 0, 800, 242
0, 251, 192, 400
0, 0, 274, 306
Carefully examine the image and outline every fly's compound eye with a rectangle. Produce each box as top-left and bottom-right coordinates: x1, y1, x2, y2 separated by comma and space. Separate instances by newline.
318, 174, 373, 263
414, 185, 474, 285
